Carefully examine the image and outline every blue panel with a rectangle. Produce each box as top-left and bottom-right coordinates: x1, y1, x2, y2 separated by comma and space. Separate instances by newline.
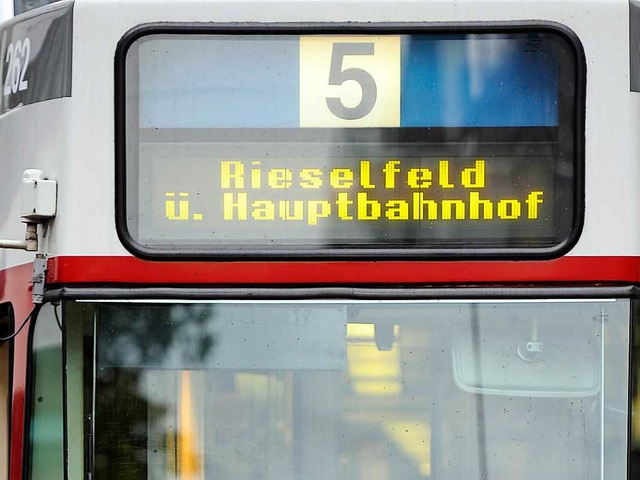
138, 36, 299, 128
400, 37, 559, 127
136, 34, 560, 129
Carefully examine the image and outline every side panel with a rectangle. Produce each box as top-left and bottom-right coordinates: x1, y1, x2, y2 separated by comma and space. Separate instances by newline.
0, 3, 73, 271
0, 5, 73, 478
0, 98, 72, 271
0, 264, 34, 480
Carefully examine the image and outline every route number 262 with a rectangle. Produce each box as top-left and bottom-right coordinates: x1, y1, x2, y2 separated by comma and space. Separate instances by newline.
299, 36, 401, 128
3, 38, 31, 96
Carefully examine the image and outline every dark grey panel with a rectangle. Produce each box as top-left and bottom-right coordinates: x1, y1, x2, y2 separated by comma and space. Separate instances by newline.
14, 0, 63, 15
631, 0, 640, 91
0, 2, 72, 115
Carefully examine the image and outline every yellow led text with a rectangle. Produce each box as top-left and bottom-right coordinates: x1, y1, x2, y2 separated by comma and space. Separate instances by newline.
165, 192, 204, 221
219, 159, 544, 226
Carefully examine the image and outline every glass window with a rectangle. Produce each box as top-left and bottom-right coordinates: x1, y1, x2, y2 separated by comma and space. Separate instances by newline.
28, 304, 63, 479
68, 298, 628, 479
118, 28, 583, 259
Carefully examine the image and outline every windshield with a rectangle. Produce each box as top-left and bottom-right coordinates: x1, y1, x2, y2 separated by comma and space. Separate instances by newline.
65, 298, 629, 479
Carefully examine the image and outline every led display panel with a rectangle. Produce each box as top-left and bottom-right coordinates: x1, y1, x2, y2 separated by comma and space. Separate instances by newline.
117, 26, 583, 259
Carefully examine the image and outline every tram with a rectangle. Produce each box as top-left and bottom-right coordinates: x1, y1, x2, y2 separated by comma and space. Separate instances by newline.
1, 0, 640, 478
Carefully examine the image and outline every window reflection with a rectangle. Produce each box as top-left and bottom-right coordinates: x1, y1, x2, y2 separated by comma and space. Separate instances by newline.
69, 300, 630, 480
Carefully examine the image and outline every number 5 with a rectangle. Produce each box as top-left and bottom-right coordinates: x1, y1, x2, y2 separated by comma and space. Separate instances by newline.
326, 43, 377, 120
299, 36, 399, 127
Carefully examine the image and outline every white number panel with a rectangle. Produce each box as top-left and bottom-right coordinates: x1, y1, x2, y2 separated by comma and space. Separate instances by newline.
3, 38, 30, 96
299, 36, 401, 127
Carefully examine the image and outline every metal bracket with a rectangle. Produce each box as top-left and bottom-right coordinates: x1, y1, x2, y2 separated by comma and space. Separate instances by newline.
31, 254, 47, 304
0, 169, 57, 252
0, 223, 38, 251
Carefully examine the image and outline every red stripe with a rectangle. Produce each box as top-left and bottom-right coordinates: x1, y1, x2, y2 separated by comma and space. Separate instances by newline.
44, 255, 640, 285
0, 263, 34, 480
1, 254, 639, 478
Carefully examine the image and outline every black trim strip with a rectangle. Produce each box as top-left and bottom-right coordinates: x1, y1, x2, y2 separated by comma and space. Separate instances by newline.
46, 285, 640, 302
628, 298, 636, 479
114, 21, 586, 262
0, 303, 14, 480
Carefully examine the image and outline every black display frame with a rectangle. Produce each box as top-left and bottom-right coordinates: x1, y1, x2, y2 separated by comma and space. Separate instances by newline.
114, 22, 586, 261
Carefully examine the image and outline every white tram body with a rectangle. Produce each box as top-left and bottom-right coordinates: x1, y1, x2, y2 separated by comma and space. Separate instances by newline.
1, 1, 640, 480
0, 0, 639, 266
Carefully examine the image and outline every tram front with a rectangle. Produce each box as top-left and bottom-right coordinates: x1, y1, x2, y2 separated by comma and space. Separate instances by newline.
8, 1, 640, 479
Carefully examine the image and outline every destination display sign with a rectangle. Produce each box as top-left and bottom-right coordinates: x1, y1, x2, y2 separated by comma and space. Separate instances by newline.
118, 29, 582, 259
